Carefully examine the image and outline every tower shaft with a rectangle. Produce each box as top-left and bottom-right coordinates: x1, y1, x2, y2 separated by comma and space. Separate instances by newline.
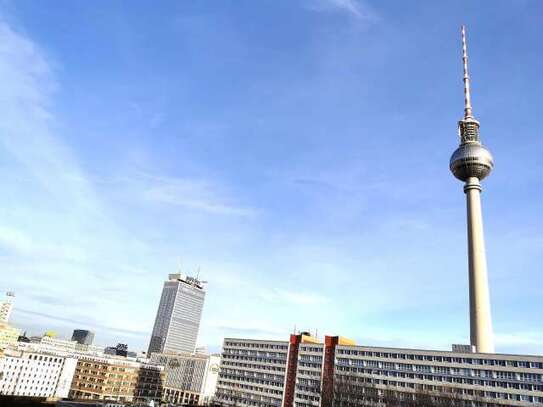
465, 178, 494, 353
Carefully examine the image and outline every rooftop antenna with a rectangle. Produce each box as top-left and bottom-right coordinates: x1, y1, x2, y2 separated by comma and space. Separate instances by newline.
177, 258, 183, 274
461, 25, 473, 120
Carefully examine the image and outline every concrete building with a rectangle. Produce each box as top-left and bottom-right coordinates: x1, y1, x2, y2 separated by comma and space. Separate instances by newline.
0, 292, 15, 323
72, 330, 95, 345
28, 334, 104, 355
0, 347, 77, 399
135, 363, 165, 405
215, 334, 543, 407
148, 273, 206, 355
0, 323, 20, 350
68, 354, 164, 404
216, 338, 289, 407
150, 351, 220, 405
449, 26, 495, 353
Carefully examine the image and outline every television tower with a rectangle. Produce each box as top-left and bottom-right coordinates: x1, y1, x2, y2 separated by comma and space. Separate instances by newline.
450, 26, 494, 353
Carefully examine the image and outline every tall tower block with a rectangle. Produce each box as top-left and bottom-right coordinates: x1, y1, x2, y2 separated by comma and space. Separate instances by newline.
0, 292, 15, 323
148, 273, 206, 355
450, 26, 495, 353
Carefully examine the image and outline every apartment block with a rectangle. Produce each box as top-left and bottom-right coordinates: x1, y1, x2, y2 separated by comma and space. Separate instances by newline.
215, 338, 289, 407
68, 354, 164, 404
216, 335, 543, 407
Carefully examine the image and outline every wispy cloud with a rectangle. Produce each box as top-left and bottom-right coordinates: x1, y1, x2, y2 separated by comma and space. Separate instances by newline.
259, 288, 330, 306
306, 0, 374, 20
0, 227, 88, 263
13, 308, 149, 338
0, 22, 96, 211
139, 173, 256, 217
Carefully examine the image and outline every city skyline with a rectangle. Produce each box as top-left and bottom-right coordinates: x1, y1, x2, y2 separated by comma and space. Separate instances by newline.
1, 1, 543, 355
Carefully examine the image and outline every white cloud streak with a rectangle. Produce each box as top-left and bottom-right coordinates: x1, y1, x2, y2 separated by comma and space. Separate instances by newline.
140, 173, 256, 217
306, 0, 373, 19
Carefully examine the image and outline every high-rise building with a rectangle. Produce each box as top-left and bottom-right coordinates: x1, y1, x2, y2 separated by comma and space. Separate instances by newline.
0, 292, 15, 323
449, 26, 495, 353
71, 329, 94, 345
148, 273, 206, 355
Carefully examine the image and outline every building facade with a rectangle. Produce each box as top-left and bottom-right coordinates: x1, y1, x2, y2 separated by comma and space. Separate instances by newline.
215, 338, 289, 407
134, 362, 165, 404
0, 347, 77, 399
0, 292, 14, 324
215, 335, 543, 407
148, 273, 206, 355
150, 351, 220, 405
68, 354, 164, 403
0, 323, 20, 350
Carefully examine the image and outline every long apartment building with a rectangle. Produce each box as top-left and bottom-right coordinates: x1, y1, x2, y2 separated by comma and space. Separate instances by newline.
150, 351, 220, 405
215, 334, 543, 407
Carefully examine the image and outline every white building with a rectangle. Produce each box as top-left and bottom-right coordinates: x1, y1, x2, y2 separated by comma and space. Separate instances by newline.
150, 351, 220, 405
148, 273, 206, 355
0, 323, 20, 350
28, 335, 104, 355
0, 347, 77, 398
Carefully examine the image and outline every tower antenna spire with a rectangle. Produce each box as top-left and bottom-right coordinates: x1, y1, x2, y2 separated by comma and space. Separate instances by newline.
461, 25, 473, 119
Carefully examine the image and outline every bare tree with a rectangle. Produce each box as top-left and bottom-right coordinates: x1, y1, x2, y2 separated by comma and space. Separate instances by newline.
327, 375, 479, 407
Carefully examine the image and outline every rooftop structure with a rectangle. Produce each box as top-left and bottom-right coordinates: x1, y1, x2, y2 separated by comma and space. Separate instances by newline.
71, 329, 94, 346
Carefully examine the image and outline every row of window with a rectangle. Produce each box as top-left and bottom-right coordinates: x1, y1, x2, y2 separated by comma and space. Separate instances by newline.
224, 342, 288, 351
336, 367, 543, 392
219, 373, 284, 387
217, 382, 283, 396
336, 359, 543, 382
336, 349, 543, 369
221, 360, 285, 373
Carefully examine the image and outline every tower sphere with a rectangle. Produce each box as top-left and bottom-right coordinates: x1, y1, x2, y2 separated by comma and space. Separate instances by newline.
449, 142, 494, 182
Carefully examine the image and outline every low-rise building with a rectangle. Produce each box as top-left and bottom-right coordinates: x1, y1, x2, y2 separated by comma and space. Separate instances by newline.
68, 354, 164, 404
150, 351, 220, 405
135, 362, 164, 405
0, 323, 20, 350
0, 347, 77, 399
69, 355, 139, 403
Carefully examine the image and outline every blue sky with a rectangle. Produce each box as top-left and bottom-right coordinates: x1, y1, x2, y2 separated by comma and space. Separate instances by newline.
1, 0, 542, 355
